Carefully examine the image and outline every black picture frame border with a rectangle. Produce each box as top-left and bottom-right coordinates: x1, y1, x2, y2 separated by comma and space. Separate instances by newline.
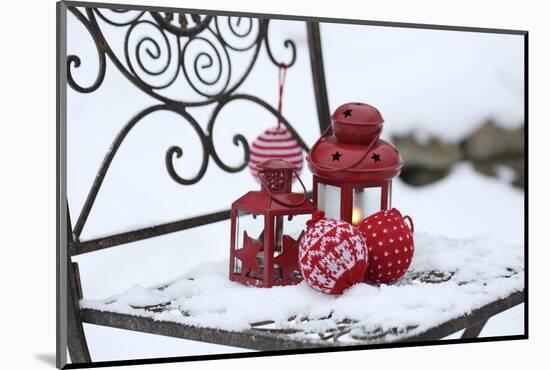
56, 1, 529, 368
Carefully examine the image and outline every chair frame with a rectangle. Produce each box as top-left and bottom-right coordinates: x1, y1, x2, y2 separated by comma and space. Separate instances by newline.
57, 2, 525, 367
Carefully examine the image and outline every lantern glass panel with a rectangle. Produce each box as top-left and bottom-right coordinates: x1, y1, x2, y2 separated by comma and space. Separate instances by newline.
234, 211, 265, 275
272, 214, 309, 256
317, 183, 341, 219
352, 187, 382, 225
282, 214, 309, 240
269, 214, 310, 280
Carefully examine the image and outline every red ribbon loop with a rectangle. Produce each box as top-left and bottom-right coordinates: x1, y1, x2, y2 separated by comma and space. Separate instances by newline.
277, 65, 288, 129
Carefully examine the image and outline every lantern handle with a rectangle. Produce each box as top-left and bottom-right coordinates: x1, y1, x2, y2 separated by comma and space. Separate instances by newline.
403, 215, 414, 233
308, 125, 382, 173
258, 169, 309, 208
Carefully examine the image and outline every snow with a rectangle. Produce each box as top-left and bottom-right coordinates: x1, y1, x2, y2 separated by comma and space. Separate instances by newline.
66, 8, 525, 360
80, 231, 523, 343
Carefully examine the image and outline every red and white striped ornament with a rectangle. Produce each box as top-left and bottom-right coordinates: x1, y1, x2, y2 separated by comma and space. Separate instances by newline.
249, 126, 304, 182
248, 65, 304, 181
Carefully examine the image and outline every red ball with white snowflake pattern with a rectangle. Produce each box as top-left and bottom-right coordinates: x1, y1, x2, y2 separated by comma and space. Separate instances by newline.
356, 208, 414, 285
299, 211, 368, 295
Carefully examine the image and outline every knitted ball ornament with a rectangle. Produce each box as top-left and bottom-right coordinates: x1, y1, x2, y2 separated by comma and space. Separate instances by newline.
299, 211, 368, 295
249, 126, 304, 182
357, 208, 414, 285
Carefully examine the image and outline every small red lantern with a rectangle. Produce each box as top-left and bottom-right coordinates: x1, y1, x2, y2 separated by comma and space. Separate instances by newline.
230, 159, 315, 287
307, 103, 403, 226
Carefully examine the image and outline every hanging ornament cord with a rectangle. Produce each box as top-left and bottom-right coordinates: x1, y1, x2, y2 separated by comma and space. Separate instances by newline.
272, 64, 311, 206
277, 64, 288, 129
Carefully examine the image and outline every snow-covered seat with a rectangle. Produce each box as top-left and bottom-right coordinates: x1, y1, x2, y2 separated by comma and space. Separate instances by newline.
78, 233, 524, 350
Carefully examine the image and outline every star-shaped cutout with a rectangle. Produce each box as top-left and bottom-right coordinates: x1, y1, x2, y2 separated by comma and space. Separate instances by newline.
332, 151, 342, 161
371, 153, 381, 162
234, 231, 263, 275
274, 233, 302, 280
343, 109, 352, 118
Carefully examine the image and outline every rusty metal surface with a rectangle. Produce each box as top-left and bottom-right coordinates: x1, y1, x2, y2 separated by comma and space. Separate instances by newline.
67, 261, 92, 364
66, 206, 92, 364
81, 309, 327, 351
80, 290, 524, 350
461, 319, 489, 339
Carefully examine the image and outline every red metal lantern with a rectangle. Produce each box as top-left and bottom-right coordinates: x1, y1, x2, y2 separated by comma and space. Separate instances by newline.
307, 102, 404, 226
229, 159, 315, 287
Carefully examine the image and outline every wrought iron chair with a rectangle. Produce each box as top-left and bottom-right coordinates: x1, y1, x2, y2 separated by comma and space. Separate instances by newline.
58, 2, 524, 366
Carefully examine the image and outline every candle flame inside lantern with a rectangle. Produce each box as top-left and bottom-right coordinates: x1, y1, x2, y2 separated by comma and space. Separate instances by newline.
352, 206, 363, 226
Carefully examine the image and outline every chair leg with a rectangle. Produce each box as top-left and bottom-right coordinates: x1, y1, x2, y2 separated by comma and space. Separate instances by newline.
461, 319, 489, 339
67, 260, 91, 364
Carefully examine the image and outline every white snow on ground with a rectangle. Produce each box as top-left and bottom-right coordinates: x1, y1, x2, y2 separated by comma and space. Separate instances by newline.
67, 9, 525, 361
80, 232, 523, 341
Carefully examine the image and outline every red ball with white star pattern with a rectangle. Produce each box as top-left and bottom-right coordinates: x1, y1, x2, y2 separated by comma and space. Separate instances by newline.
299, 211, 368, 295
357, 208, 414, 285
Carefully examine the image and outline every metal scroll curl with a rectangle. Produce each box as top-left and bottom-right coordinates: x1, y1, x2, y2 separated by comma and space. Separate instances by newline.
215, 16, 259, 52
124, 20, 180, 90
181, 33, 231, 98
72, 104, 210, 239
67, 8, 107, 93
94, 8, 146, 26
66, 5, 308, 240
68, 7, 266, 105
264, 21, 297, 68
149, 12, 213, 37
